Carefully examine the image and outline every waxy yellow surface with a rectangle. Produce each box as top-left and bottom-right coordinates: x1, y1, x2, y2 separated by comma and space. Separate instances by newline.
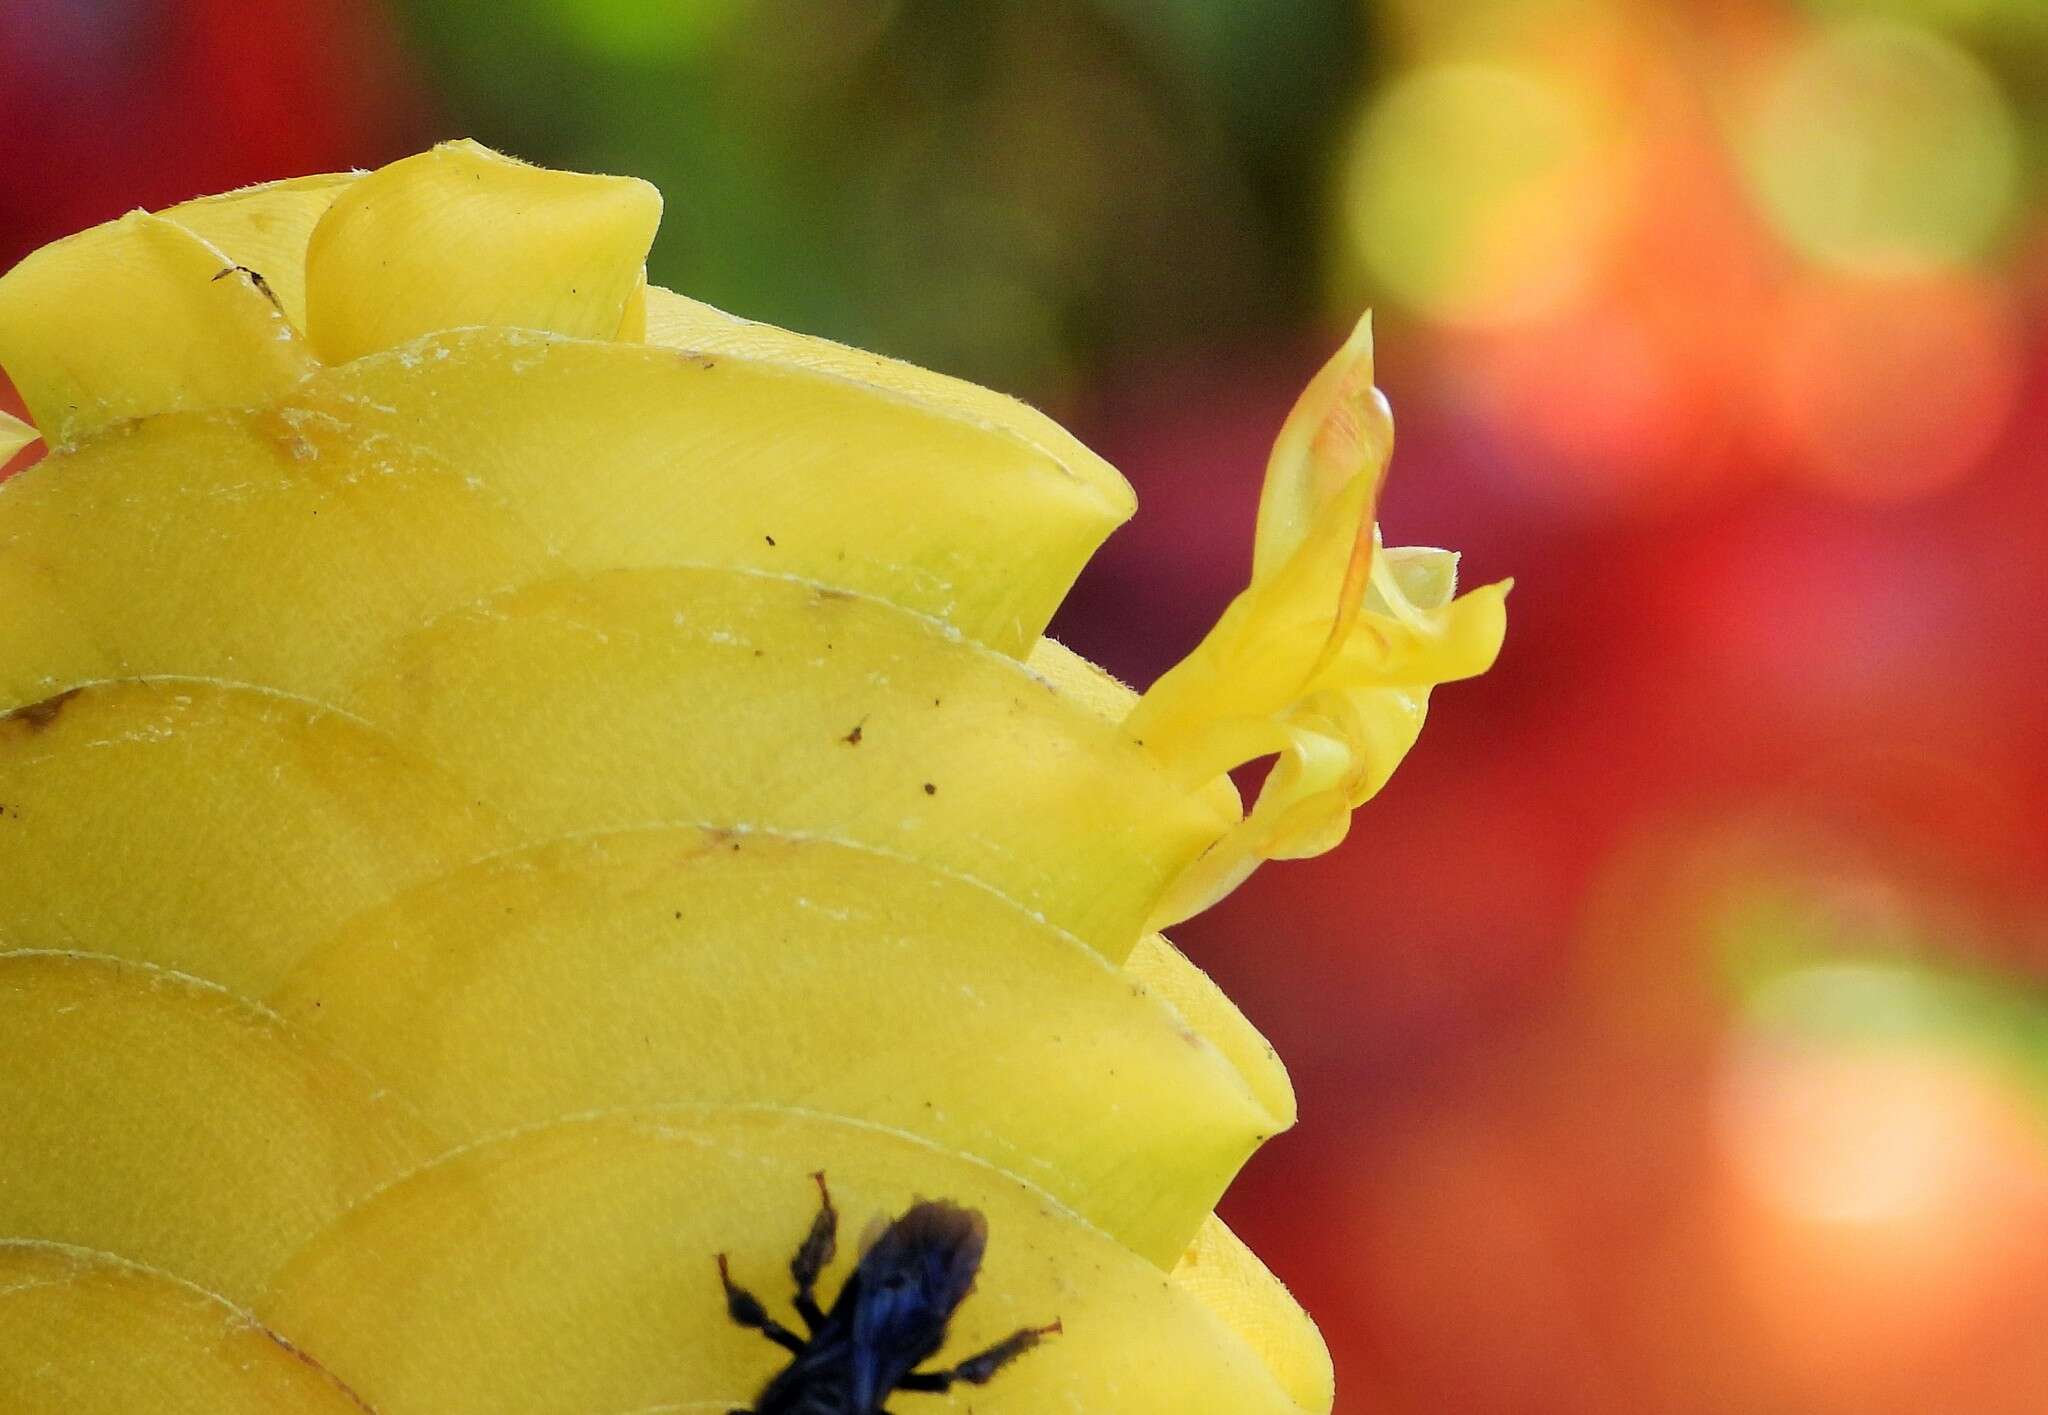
0, 211, 317, 448
158, 172, 363, 332
1131, 320, 1508, 924
304, 141, 659, 362
0, 679, 1292, 1266
339, 567, 1233, 955
260, 1107, 1310, 1415
0, 679, 514, 993
0, 325, 1128, 705
0, 1242, 374, 1415
0, 953, 434, 1297
1174, 1218, 1333, 1414
0, 140, 1510, 1415
273, 826, 1275, 1266
640, 283, 1127, 526
1126, 932, 1294, 1129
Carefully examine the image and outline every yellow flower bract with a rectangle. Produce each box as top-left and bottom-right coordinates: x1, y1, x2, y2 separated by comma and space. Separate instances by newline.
0, 141, 1504, 1413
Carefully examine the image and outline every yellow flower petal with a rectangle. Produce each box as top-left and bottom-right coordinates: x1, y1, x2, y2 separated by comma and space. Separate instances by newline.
303, 140, 660, 362
0, 953, 435, 1298
1252, 311, 1391, 588
260, 1107, 1312, 1415
270, 826, 1276, 1267
1130, 320, 1509, 926
339, 567, 1234, 956
0, 147, 1513, 1410
157, 172, 363, 334
0, 326, 1125, 701
0, 1243, 373, 1415
615, 271, 649, 340
0, 680, 516, 995
0, 210, 318, 448
640, 283, 1132, 537
1126, 931, 1295, 1130
1174, 1217, 1334, 1415
0, 682, 1277, 1267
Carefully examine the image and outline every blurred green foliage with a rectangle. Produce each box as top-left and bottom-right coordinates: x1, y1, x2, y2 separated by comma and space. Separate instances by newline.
1718, 884, 2048, 1113
391, 0, 1361, 395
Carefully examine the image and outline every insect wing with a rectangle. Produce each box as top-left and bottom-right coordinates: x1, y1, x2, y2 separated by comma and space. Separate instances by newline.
847, 1202, 987, 1405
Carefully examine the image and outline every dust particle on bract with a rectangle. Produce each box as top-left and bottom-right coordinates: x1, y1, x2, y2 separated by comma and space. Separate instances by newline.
2, 687, 83, 732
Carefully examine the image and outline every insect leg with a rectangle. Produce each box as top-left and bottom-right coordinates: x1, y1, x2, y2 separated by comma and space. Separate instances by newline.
716, 1254, 806, 1355
209, 264, 283, 315
789, 1170, 838, 1332
897, 1319, 1062, 1392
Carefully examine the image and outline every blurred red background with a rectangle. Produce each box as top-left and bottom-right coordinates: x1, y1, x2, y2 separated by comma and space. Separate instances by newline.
6, 1, 2045, 1410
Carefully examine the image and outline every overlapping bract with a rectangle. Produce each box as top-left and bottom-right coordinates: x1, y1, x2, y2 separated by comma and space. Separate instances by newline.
0, 142, 1504, 1412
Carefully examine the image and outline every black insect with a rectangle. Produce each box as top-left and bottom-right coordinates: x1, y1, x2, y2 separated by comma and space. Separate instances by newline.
718, 1173, 1059, 1414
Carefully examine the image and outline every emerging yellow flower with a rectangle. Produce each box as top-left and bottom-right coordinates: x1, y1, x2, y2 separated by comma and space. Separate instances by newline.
0, 142, 1504, 1414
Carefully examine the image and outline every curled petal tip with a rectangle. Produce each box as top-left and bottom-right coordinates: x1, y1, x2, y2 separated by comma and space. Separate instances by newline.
303, 140, 661, 362
0, 210, 319, 447
1254, 310, 1391, 586
1134, 319, 1508, 927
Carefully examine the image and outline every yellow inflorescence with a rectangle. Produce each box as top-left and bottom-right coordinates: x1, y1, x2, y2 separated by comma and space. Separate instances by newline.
0, 142, 1503, 1414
